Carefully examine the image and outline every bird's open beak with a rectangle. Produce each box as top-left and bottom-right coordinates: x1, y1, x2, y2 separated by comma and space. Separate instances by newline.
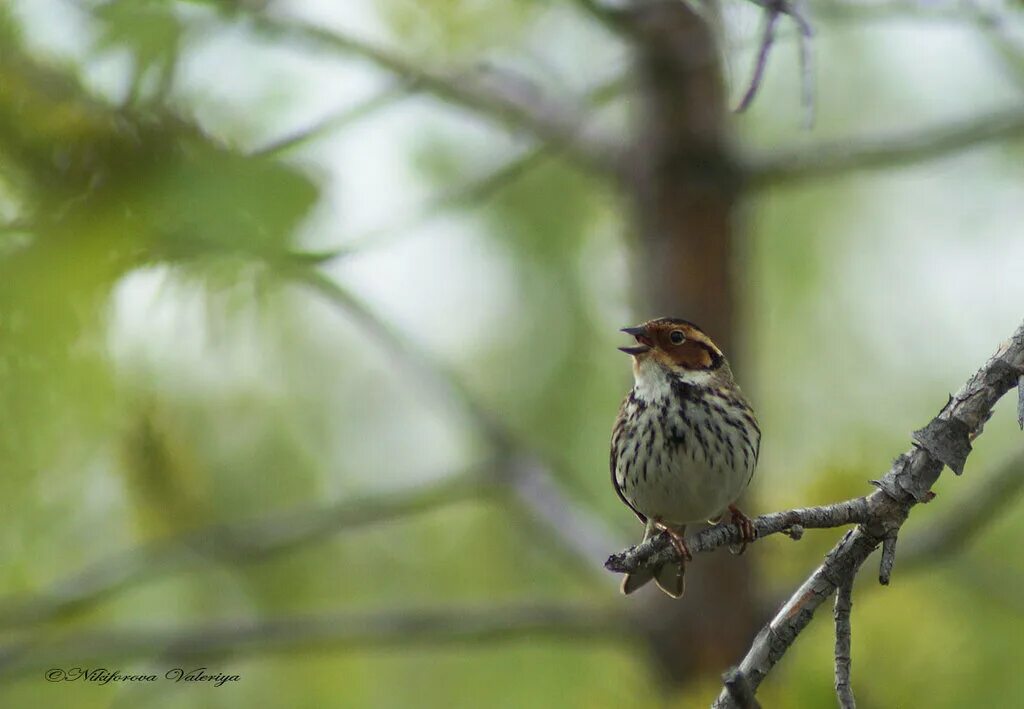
619, 326, 652, 355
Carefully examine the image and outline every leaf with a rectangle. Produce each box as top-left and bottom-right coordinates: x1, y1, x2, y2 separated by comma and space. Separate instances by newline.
93, 0, 183, 76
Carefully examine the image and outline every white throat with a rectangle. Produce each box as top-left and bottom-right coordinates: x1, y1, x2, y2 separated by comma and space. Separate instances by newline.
632, 357, 713, 401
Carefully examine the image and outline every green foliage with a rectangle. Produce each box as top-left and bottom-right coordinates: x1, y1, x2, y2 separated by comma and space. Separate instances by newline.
377, 0, 539, 58
93, 0, 183, 85
2, 1, 1024, 708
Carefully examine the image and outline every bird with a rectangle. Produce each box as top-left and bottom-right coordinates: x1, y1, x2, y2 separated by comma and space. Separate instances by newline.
610, 317, 760, 597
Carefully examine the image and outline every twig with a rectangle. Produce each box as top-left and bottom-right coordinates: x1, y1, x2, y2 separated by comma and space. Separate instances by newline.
722, 667, 762, 709
300, 71, 628, 261
735, 0, 815, 124
0, 603, 628, 680
332, 145, 553, 257
288, 270, 627, 579
833, 578, 855, 709
0, 470, 490, 631
794, 2, 815, 129
878, 534, 897, 586
813, 0, 1024, 93
1018, 375, 1023, 429
244, 14, 621, 174
250, 85, 407, 158
748, 106, 1024, 186
699, 319, 1024, 707
736, 9, 781, 113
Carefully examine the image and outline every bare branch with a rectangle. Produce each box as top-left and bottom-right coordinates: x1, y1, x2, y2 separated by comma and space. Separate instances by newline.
703, 319, 1024, 707
251, 85, 407, 158
736, 10, 782, 113
735, 0, 814, 123
748, 106, 1024, 186
605, 499, 870, 574
287, 270, 627, 581
722, 667, 762, 708
304, 145, 552, 263
307, 73, 628, 260
1018, 375, 1024, 429
815, 0, 1024, 93
0, 603, 628, 680
0, 470, 490, 631
244, 14, 621, 174
833, 579, 855, 709
795, 3, 816, 129
878, 534, 897, 586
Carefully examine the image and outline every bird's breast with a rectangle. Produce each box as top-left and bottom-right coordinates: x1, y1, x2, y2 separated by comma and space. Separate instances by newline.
614, 386, 759, 525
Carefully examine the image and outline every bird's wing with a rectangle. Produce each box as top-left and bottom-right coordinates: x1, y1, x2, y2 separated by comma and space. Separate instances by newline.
611, 393, 646, 523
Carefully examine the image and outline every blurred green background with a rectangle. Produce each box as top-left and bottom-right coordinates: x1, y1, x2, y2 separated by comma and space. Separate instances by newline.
1, 0, 1023, 707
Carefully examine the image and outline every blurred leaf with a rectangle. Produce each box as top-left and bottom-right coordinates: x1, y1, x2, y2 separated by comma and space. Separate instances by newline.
377, 0, 539, 58
92, 0, 183, 82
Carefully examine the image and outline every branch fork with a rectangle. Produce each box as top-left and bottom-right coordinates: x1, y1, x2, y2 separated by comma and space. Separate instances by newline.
605, 320, 1024, 708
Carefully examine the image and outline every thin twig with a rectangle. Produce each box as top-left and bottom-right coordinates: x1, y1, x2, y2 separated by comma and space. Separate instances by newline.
722, 667, 762, 709
748, 106, 1024, 186
794, 1, 816, 128
736, 10, 782, 113
735, 0, 815, 123
878, 535, 897, 586
1018, 375, 1023, 429
244, 14, 621, 174
251, 85, 407, 158
288, 270, 627, 579
283, 72, 628, 263
332, 145, 553, 257
833, 579, 855, 709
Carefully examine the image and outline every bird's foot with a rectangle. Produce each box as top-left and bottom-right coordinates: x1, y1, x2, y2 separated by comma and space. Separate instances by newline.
654, 520, 692, 562
728, 504, 757, 555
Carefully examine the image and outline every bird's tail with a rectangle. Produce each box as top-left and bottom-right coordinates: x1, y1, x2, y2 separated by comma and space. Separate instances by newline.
619, 522, 686, 598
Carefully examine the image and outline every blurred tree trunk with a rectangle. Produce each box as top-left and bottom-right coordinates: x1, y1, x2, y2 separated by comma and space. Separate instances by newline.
623, 0, 758, 686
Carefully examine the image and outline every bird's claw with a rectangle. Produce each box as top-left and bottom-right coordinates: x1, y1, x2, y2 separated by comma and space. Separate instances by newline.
655, 522, 693, 562
728, 504, 757, 555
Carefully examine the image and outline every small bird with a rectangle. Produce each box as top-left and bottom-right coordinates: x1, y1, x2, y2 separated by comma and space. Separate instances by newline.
611, 318, 760, 597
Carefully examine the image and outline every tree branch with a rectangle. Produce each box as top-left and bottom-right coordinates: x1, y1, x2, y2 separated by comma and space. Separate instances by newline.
0, 602, 628, 680
244, 14, 621, 174
747, 106, 1024, 186
287, 269, 628, 582
251, 84, 407, 158
605, 320, 1024, 705
0, 469, 490, 631
735, 0, 815, 125
1018, 375, 1024, 429
700, 318, 1024, 706
605, 499, 868, 574
833, 578, 855, 709
878, 534, 898, 585
721, 667, 762, 709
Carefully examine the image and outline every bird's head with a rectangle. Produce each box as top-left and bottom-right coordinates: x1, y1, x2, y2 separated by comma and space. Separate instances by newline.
619, 318, 726, 381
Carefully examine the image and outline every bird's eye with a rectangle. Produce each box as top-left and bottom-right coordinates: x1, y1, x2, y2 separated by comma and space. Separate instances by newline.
669, 330, 685, 345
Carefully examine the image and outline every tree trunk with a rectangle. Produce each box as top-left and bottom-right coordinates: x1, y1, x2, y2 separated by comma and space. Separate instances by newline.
623, 0, 758, 686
